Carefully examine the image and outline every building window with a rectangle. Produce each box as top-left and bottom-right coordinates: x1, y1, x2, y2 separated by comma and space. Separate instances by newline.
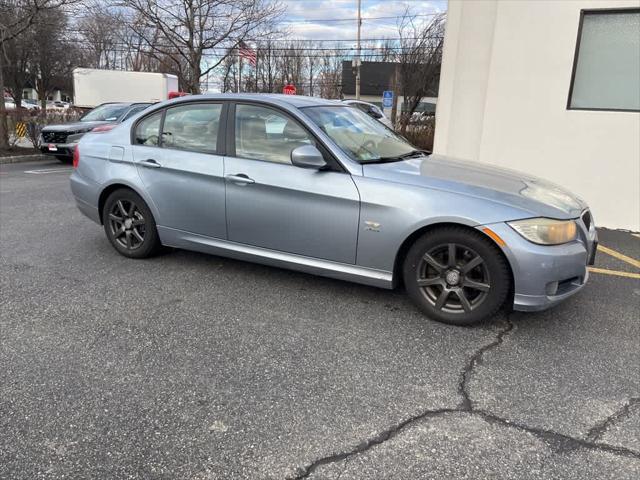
568, 9, 640, 112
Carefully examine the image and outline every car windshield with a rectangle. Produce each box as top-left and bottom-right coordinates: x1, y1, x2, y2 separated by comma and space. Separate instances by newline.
303, 105, 421, 163
81, 104, 130, 122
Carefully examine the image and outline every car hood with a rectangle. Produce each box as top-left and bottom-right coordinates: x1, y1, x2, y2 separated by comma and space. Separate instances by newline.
362, 154, 587, 220
41, 121, 110, 133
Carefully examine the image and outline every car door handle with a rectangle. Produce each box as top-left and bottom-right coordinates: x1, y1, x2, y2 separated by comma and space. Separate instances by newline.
225, 174, 255, 185
139, 159, 161, 168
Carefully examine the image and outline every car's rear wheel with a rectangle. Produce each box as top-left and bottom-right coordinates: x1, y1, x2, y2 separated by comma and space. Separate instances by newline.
102, 189, 161, 258
403, 226, 511, 325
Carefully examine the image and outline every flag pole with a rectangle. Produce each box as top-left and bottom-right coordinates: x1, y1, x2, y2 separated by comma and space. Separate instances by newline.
237, 49, 241, 93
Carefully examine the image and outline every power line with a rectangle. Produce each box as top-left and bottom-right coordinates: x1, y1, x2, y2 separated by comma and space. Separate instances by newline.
64, 27, 443, 45
279, 13, 441, 24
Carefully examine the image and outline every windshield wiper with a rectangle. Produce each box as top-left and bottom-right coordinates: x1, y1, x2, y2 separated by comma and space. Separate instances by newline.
364, 149, 431, 164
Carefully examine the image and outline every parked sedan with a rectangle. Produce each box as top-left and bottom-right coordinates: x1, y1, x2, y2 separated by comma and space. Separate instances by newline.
342, 99, 393, 128
70, 94, 597, 325
40, 102, 151, 162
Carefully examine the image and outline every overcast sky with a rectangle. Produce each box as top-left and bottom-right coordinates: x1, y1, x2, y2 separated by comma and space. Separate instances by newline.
277, 0, 447, 41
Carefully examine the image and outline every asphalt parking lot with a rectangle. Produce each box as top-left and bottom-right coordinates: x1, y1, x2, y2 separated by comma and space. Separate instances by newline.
1, 159, 639, 479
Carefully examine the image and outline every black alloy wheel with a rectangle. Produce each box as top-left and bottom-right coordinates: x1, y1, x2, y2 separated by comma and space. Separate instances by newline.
108, 199, 146, 251
403, 227, 510, 325
102, 189, 161, 258
417, 243, 491, 314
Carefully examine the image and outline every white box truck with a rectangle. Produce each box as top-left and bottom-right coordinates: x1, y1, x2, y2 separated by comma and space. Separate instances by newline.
73, 68, 180, 108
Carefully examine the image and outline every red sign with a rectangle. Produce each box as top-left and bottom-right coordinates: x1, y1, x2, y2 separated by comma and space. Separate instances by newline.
283, 84, 296, 95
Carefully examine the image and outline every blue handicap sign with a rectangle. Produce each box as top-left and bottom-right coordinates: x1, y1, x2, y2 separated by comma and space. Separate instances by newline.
382, 90, 394, 108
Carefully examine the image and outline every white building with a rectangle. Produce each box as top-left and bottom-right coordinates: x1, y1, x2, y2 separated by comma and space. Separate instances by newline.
434, 0, 639, 231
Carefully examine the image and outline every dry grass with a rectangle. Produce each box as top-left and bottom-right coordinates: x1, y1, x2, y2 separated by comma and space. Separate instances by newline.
400, 116, 436, 152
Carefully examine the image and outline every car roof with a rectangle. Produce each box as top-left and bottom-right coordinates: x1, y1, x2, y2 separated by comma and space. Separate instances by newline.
167, 93, 341, 109
99, 102, 151, 107
343, 99, 375, 107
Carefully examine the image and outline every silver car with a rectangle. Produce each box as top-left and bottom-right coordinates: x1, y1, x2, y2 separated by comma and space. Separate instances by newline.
70, 94, 598, 325
342, 99, 393, 128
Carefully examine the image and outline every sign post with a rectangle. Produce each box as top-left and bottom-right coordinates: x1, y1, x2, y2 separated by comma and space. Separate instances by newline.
382, 90, 394, 109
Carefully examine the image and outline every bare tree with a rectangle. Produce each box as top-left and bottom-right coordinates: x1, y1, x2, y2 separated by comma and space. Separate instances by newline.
220, 52, 236, 92
78, 4, 125, 69
278, 41, 305, 94
305, 43, 321, 97
120, 12, 162, 72
31, 7, 76, 109
2, 24, 34, 108
0, 0, 79, 149
121, 0, 283, 93
255, 39, 281, 93
317, 48, 343, 99
395, 12, 445, 133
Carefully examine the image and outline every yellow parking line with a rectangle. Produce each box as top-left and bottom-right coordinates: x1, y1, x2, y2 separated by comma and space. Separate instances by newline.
597, 245, 640, 269
588, 267, 640, 279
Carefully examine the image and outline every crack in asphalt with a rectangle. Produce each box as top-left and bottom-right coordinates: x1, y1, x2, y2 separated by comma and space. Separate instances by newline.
458, 318, 514, 411
290, 316, 640, 479
290, 408, 459, 479
586, 397, 640, 442
477, 410, 640, 459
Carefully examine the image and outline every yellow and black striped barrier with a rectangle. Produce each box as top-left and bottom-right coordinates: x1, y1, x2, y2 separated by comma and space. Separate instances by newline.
15, 122, 27, 138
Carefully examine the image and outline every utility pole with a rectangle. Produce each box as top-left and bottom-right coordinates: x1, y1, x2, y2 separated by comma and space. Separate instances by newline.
355, 0, 361, 100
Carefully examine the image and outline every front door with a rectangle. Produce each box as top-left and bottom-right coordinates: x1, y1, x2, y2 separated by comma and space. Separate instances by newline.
224, 103, 360, 264
132, 102, 227, 239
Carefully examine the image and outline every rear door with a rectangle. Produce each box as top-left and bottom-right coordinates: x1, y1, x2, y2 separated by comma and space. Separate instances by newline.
223, 102, 360, 264
132, 102, 227, 239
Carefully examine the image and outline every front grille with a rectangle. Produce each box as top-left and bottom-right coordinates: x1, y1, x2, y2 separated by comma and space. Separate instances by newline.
581, 210, 592, 231
42, 131, 69, 144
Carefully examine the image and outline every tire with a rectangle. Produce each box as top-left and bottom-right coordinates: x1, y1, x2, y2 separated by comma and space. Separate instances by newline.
55, 155, 72, 164
102, 188, 161, 259
403, 226, 511, 326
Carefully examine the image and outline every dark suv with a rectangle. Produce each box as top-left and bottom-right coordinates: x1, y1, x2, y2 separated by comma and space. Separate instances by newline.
40, 102, 151, 163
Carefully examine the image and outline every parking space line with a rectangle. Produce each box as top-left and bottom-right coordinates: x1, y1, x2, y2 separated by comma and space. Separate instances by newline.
597, 244, 640, 269
588, 267, 640, 279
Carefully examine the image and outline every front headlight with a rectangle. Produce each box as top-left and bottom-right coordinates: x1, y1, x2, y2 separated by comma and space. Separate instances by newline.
508, 218, 578, 245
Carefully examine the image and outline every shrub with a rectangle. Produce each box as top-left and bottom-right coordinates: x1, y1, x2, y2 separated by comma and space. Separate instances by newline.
400, 116, 436, 152
7, 109, 83, 148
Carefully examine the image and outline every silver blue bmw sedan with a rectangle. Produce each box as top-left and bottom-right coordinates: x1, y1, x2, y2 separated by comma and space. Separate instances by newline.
70, 94, 598, 325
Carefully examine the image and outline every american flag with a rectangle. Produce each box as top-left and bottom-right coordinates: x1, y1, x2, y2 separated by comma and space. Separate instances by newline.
238, 41, 257, 66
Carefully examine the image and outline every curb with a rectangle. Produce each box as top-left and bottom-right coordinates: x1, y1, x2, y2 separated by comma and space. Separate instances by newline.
0, 154, 48, 164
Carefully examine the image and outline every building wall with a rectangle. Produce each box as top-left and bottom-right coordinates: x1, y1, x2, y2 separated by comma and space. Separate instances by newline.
434, 0, 640, 230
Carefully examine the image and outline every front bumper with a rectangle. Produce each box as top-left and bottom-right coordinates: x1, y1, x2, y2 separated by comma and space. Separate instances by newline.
40, 131, 88, 157
479, 218, 598, 312
39, 142, 77, 157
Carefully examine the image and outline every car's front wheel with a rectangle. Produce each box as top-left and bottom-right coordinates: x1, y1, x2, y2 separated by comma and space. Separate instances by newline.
102, 189, 161, 258
403, 226, 511, 325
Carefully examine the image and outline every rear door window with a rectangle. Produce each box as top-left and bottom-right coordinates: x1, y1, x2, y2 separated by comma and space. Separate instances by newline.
134, 111, 162, 146
161, 103, 222, 154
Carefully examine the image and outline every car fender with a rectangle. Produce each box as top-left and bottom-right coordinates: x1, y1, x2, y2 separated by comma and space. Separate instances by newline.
352, 176, 532, 272
97, 176, 161, 226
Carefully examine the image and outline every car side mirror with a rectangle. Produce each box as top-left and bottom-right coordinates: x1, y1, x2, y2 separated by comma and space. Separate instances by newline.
291, 145, 328, 170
